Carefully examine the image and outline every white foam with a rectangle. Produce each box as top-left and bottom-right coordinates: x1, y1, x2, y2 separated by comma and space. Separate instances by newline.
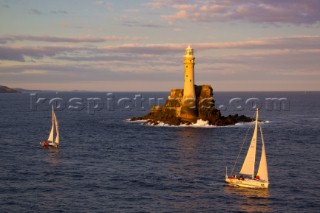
184, 119, 213, 128
125, 119, 147, 123
128, 118, 270, 128
144, 119, 217, 128
235, 120, 271, 127
192, 119, 210, 127
154, 121, 171, 127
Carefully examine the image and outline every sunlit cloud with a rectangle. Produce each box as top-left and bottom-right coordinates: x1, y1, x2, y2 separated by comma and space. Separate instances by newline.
99, 36, 320, 54
1, 36, 320, 62
21, 70, 48, 75
1, 35, 319, 91
1, 0, 319, 91
150, 0, 320, 24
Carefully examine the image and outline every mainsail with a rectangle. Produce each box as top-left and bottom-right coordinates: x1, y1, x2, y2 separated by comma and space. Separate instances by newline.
257, 125, 268, 182
54, 111, 60, 145
240, 109, 258, 178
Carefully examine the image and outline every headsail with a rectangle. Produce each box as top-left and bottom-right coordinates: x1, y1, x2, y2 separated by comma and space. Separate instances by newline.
240, 109, 258, 178
257, 125, 268, 182
47, 106, 54, 142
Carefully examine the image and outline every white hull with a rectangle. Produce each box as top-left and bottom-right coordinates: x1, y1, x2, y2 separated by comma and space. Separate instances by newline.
225, 176, 268, 189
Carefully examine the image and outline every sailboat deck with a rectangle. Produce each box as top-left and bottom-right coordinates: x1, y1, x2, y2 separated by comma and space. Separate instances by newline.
226, 177, 269, 189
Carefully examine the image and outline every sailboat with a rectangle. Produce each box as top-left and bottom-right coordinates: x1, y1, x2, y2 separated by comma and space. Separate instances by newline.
225, 108, 269, 189
40, 105, 60, 148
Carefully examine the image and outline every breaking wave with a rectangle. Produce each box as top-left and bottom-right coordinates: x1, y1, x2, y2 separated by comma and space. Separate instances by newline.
127, 119, 270, 128
125, 119, 147, 123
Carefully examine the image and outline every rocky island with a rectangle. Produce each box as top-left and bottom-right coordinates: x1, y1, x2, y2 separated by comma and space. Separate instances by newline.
0, 85, 20, 93
130, 46, 253, 126
130, 84, 253, 126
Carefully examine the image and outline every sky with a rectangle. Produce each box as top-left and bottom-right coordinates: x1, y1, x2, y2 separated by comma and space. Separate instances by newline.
0, 0, 320, 91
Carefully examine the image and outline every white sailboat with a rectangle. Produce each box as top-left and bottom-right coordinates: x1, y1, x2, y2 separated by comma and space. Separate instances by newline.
40, 105, 60, 148
225, 108, 269, 189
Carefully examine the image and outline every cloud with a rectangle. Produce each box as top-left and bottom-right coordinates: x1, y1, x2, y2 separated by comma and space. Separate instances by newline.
1, 35, 319, 90
29, 8, 68, 15
122, 20, 165, 28
1, 3, 9, 8
1, 39, 319, 91
118, 14, 165, 28
94, 0, 113, 10
149, 0, 190, 9
197, 49, 320, 80
2, 49, 319, 86
0, 45, 86, 61
0, 63, 182, 83
54, 54, 177, 63
21, 70, 48, 75
29, 9, 43, 15
150, 0, 320, 24
0, 35, 142, 44
1, 36, 320, 62
99, 36, 320, 55
100, 43, 185, 55
50, 10, 68, 15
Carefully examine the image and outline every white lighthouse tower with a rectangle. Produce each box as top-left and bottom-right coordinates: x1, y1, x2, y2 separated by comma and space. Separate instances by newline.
180, 45, 198, 122
183, 45, 196, 100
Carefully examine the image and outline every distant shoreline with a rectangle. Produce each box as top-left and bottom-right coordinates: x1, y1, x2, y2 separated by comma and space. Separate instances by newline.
0, 85, 319, 93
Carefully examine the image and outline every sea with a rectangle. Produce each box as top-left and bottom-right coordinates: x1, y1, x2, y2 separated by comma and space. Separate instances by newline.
0, 91, 319, 213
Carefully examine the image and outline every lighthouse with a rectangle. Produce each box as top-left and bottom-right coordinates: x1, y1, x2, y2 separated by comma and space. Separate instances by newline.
183, 45, 196, 100
180, 45, 198, 122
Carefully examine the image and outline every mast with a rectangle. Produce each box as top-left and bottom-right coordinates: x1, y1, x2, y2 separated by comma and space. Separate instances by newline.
257, 125, 268, 182
240, 108, 259, 179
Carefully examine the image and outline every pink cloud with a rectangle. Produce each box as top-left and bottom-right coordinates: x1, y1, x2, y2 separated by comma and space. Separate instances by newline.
100, 36, 320, 54
155, 0, 320, 24
149, 0, 189, 9
1, 36, 320, 62
1, 37, 319, 90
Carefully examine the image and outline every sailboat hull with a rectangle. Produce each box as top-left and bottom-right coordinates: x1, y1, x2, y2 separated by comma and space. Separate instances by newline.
225, 177, 268, 189
40, 141, 49, 147
40, 141, 58, 148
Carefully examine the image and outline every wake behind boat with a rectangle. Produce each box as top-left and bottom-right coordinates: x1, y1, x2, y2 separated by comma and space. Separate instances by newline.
40, 106, 60, 148
225, 108, 269, 189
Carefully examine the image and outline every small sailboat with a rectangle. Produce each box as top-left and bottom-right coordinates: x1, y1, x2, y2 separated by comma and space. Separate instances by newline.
40, 105, 60, 148
225, 108, 269, 189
